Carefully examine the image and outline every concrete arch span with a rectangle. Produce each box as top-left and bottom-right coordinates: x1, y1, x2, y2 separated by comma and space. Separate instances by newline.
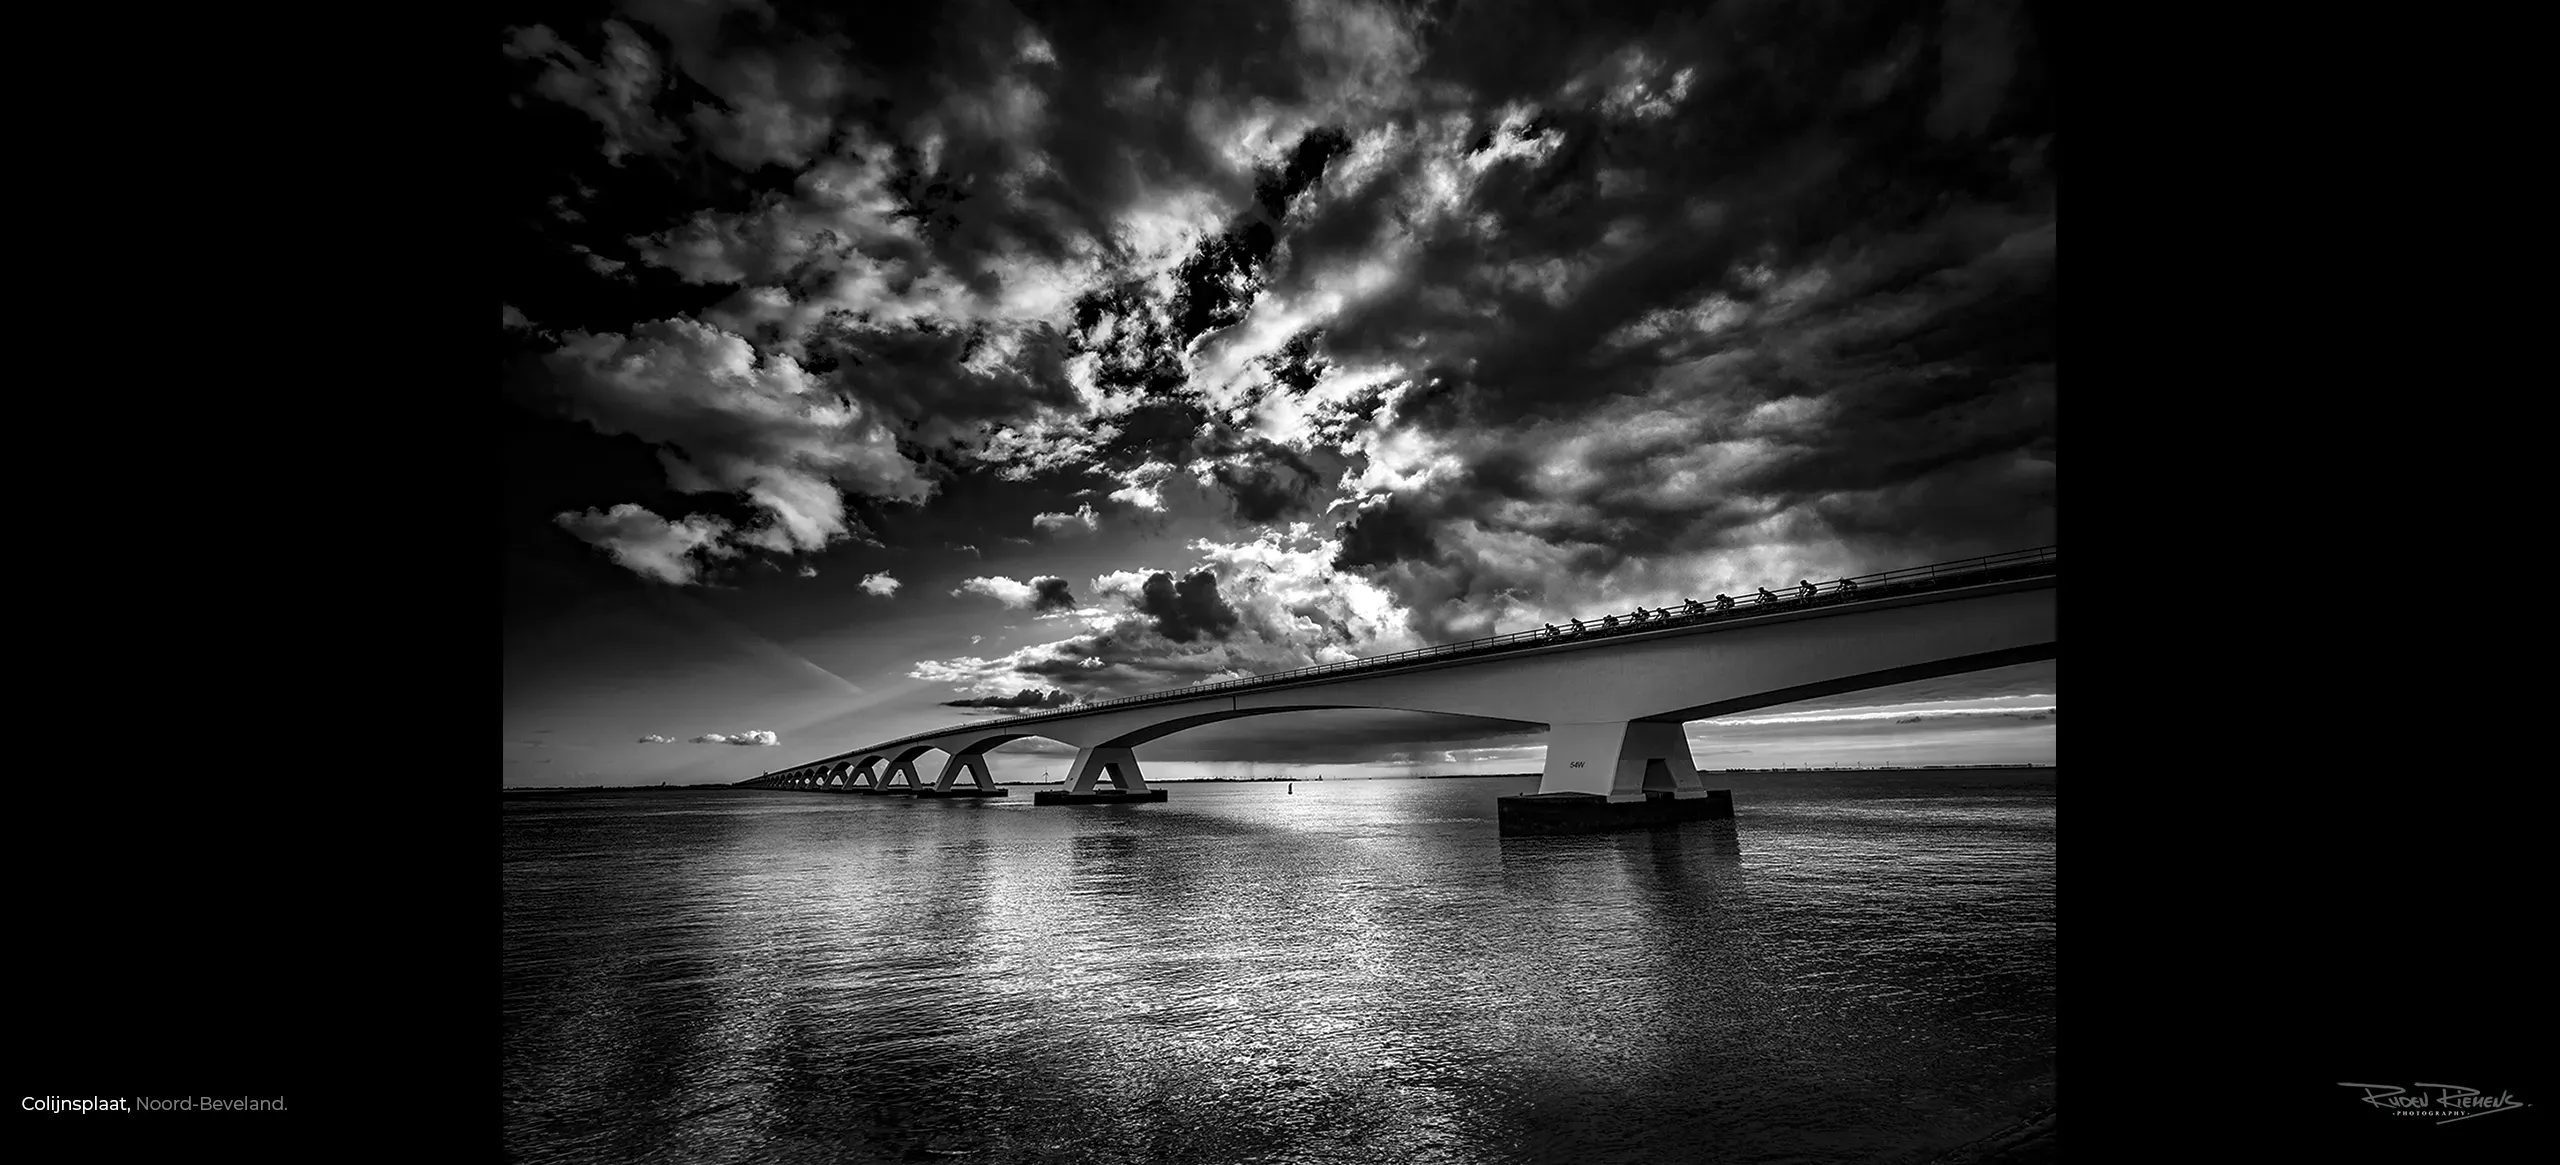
915, 710, 1536, 795
880, 743, 947, 789
1095, 705, 1545, 750
1643, 643, 2056, 726
918, 731, 1081, 793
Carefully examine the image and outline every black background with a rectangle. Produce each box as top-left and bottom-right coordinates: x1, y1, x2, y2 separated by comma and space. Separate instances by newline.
8, 4, 2537, 1161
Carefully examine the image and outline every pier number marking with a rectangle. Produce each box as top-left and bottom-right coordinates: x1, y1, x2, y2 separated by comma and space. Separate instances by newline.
1568, 761, 1586, 768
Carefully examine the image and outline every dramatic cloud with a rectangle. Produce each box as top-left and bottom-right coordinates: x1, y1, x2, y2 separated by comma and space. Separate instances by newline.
860, 571, 901, 596
1133, 569, 1242, 643
691, 730, 780, 746
913, 524, 1425, 702
514, 0, 2050, 597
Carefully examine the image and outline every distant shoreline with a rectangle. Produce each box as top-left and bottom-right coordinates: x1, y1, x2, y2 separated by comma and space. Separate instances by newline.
504, 764, 2052, 795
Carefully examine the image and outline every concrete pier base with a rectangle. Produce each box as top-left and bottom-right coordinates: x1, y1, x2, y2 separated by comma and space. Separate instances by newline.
1060, 745, 1154, 796
1033, 789, 1169, 805
912, 787, 1010, 799
862, 787, 923, 796
1496, 789, 1734, 836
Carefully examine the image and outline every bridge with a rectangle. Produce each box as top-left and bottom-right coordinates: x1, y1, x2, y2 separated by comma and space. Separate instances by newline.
737, 545, 2056, 833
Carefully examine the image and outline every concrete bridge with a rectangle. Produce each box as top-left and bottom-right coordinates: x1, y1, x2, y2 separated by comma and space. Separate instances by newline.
738, 546, 2056, 833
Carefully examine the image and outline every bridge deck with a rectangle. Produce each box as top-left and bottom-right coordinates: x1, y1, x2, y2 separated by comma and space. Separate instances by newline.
752, 545, 2056, 779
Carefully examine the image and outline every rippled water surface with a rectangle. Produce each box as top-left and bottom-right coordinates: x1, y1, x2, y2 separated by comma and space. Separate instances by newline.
503, 771, 2055, 1164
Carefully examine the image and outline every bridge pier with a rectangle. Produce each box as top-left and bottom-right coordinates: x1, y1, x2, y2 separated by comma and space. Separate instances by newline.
1035, 745, 1167, 805
916, 750, 1010, 798
1497, 719, 1734, 835
867, 757, 928, 795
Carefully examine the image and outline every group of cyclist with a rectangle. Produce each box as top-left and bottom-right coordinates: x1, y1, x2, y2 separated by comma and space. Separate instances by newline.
1542, 576, 1861, 640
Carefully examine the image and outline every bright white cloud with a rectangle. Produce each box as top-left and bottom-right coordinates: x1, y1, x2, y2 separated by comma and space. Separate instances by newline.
1107, 461, 1178, 511
1032, 502, 1099, 533
691, 730, 779, 746
860, 572, 900, 596
553, 504, 739, 585
954, 576, 1037, 607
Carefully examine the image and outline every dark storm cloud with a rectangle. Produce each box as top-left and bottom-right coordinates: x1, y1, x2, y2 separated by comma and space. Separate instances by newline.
1136, 569, 1243, 643
942, 687, 1076, 710
1031, 575, 1077, 612
1207, 453, 1326, 524
1333, 496, 1439, 571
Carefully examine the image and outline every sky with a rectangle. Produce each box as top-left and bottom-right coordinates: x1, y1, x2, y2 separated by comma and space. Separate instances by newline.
500, 0, 2055, 787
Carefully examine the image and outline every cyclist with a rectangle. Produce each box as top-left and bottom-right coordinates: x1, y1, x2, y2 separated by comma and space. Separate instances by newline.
1715, 593, 1734, 611
1837, 577, 1858, 596
1685, 598, 1706, 617
1569, 618, 1586, 635
1601, 614, 1618, 630
1798, 579, 1817, 602
1756, 587, 1778, 605
1544, 623, 1561, 639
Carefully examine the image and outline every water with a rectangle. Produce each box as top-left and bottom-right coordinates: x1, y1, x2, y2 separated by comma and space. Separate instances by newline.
503, 771, 2055, 1164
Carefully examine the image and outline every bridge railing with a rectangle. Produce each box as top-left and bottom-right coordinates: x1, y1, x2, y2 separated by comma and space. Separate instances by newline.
802, 544, 2056, 765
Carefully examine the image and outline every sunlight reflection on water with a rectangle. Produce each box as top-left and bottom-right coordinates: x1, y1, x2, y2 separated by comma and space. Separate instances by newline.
504, 772, 2054, 1164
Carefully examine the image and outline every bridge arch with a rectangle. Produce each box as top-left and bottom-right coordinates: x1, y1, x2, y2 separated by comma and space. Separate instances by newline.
1638, 644, 2055, 726
917, 731, 1086, 792
1097, 704, 1546, 750
876, 744, 945, 789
